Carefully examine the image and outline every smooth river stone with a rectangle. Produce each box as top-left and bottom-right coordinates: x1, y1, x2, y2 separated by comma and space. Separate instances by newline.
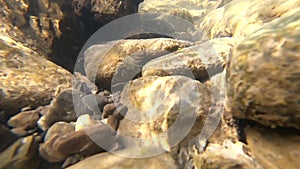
67, 148, 178, 169
139, 0, 232, 24
116, 76, 211, 152
84, 38, 192, 89
142, 37, 236, 80
0, 135, 40, 169
199, 0, 300, 39
192, 139, 264, 169
0, 34, 73, 123
245, 126, 300, 169
226, 9, 300, 129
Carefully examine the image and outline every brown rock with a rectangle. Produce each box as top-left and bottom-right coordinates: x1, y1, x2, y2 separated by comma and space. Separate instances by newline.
245, 126, 300, 169
199, 0, 300, 39
7, 109, 40, 130
0, 35, 73, 123
226, 9, 300, 129
0, 135, 40, 169
84, 38, 193, 89
0, 124, 18, 152
44, 122, 75, 142
0, 0, 142, 71
192, 139, 263, 169
39, 124, 117, 163
37, 89, 88, 131
142, 37, 236, 80
67, 149, 178, 169
117, 75, 211, 151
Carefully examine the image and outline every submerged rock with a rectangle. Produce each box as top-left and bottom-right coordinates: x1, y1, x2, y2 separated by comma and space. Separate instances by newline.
192, 139, 263, 169
0, 124, 18, 153
39, 124, 116, 163
199, 0, 300, 39
116, 75, 211, 152
245, 126, 300, 169
66, 148, 178, 169
7, 108, 40, 130
142, 37, 236, 80
84, 38, 192, 89
37, 89, 81, 131
44, 122, 75, 142
0, 135, 40, 169
139, 0, 232, 24
0, 35, 73, 123
226, 9, 300, 129
0, 0, 143, 71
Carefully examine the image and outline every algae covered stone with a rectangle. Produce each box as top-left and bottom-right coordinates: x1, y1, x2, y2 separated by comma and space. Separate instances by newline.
0, 35, 72, 122
84, 38, 192, 89
199, 0, 300, 39
226, 9, 300, 129
142, 37, 236, 80
116, 75, 211, 152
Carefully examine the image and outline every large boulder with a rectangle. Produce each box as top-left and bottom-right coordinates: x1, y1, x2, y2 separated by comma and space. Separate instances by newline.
67, 149, 178, 169
192, 139, 263, 169
245, 126, 300, 169
116, 75, 211, 152
139, 0, 232, 24
142, 37, 236, 80
199, 0, 300, 39
226, 9, 300, 129
0, 0, 143, 71
84, 38, 192, 89
0, 34, 73, 123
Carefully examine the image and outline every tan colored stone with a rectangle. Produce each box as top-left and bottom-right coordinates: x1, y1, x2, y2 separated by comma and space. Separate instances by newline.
193, 139, 263, 169
199, 0, 300, 39
0, 135, 40, 169
139, 0, 232, 24
0, 124, 18, 152
142, 37, 236, 80
39, 124, 116, 163
67, 149, 178, 169
0, 34, 72, 123
117, 75, 211, 151
84, 38, 192, 89
7, 109, 40, 130
44, 121, 75, 142
245, 126, 300, 169
37, 89, 86, 131
226, 8, 300, 129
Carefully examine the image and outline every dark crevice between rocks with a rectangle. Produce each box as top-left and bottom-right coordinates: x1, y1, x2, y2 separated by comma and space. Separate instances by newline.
236, 119, 256, 144
237, 119, 300, 145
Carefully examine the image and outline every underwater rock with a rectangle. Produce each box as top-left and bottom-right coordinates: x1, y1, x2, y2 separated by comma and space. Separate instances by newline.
37, 89, 82, 131
142, 37, 236, 80
139, 0, 232, 24
226, 9, 300, 129
192, 139, 263, 169
245, 126, 300, 169
0, 124, 18, 153
199, 0, 300, 39
39, 124, 116, 163
116, 75, 211, 151
67, 148, 178, 169
138, 0, 233, 41
0, 35, 72, 123
44, 122, 75, 142
75, 114, 100, 131
7, 108, 40, 130
0, 135, 40, 169
0, 0, 142, 71
84, 38, 192, 89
